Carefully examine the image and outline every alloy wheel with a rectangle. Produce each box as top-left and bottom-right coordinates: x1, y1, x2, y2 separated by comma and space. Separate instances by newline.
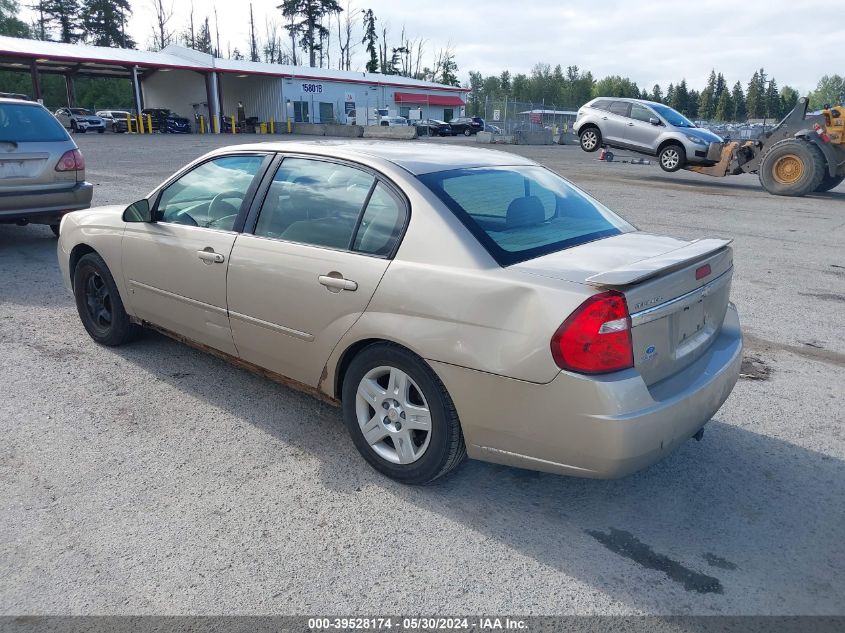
581, 130, 598, 150
84, 271, 113, 331
661, 148, 681, 170
355, 365, 432, 465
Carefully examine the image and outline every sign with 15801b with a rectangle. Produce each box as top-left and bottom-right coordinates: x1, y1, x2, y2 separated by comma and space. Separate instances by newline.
301, 83, 323, 94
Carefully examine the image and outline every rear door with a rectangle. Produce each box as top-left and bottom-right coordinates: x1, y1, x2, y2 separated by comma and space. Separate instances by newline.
121, 153, 270, 355
603, 101, 632, 146
0, 102, 76, 211
227, 156, 408, 386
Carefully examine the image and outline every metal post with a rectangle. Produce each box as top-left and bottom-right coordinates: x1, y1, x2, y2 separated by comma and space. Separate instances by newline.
64, 75, 75, 107
131, 65, 143, 121
29, 59, 42, 102
216, 72, 224, 133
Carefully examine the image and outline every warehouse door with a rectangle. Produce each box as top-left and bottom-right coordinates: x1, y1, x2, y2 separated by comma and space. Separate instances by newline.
294, 101, 309, 122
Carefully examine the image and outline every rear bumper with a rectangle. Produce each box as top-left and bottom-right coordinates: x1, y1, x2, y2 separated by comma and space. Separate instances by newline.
0, 182, 94, 224
431, 304, 742, 478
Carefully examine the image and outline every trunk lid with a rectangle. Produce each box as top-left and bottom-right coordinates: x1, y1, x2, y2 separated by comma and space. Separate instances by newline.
0, 140, 77, 192
513, 232, 734, 385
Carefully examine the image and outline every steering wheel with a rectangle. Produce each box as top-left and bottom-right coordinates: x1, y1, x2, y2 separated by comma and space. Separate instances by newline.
208, 190, 244, 220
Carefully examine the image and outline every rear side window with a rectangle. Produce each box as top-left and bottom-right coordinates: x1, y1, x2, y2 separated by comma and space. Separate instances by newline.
591, 100, 612, 111
0, 103, 69, 142
608, 101, 631, 116
418, 166, 634, 266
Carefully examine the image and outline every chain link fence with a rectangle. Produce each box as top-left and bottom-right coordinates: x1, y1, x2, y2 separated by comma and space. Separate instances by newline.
467, 99, 581, 137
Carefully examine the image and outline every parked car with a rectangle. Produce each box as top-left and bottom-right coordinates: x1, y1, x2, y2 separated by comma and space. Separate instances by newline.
0, 98, 93, 236
54, 107, 106, 134
57, 142, 741, 484
0, 91, 31, 101
484, 123, 503, 135
412, 119, 452, 136
379, 116, 409, 127
96, 109, 131, 133
574, 97, 724, 172
142, 108, 192, 133
449, 116, 484, 136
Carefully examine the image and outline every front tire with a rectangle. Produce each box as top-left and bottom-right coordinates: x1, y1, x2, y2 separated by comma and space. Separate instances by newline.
759, 138, 825, 196
579, 126, 601, 152
658, 143, 686, 172
815, 173, 844, 193
73, 253, 141, 346
342, 343, 466, 485
463, 128, 472, 137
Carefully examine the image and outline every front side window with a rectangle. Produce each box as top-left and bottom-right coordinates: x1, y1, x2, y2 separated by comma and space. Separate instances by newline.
418, 166, 634, 266
630, 103, 654, 122
155, 155, 264, 230
650, 103, 695, 128
254, 158, 374, 249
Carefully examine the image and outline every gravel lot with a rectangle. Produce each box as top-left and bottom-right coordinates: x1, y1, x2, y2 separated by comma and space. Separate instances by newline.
1, 134, 843, 616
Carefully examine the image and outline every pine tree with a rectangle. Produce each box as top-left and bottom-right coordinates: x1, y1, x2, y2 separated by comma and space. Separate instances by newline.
731, 81, 746, 122
650, 84, 663, 103
43, 0, 81, 43
746, 70, 763, 118
687, 89, 700, 119
715, 72, 727, 103
699, 69, 716, 120
671, 79, 689, 114
714, 89, 733, 122
665, 83, 674, 106
361, 9, 378, 73
82, 0, 133, 48
195, 17, 213, 54
765, 78, 780, 119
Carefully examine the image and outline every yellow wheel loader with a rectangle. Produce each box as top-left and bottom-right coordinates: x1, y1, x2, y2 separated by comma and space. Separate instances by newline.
687, 97, 845, 196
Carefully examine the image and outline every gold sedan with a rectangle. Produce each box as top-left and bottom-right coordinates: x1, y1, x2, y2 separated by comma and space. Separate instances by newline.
57, 142, 742, 484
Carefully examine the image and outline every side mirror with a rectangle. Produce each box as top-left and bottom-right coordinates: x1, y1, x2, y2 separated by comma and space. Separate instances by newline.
122, 199, 152, 223
649, 117, 661, 126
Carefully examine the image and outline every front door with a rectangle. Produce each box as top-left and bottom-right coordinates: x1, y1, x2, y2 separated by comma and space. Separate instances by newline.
121, 154, 268, 355
227, 156, 408, 386
603, 101, 632, 146
626, 102, 662, 152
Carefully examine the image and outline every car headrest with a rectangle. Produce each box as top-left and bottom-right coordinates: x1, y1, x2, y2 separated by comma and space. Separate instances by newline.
506, 196, 545, 229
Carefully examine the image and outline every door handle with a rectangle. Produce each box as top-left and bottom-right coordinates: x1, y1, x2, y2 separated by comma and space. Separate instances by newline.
197, 249, 225, 264
601, 116, 608, 120
627, 122, 635, 126
319, 273, 358, 292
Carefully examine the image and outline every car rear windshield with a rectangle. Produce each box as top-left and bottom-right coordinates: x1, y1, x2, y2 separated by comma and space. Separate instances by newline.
0, 103, 70, 142
419, 166, 634, 266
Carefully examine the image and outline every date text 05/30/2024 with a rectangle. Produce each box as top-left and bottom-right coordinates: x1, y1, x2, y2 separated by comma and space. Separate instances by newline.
308, 617, 528, 630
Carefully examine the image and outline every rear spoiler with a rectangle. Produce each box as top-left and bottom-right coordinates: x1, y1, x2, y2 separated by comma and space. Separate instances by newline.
585, 238, 732, 287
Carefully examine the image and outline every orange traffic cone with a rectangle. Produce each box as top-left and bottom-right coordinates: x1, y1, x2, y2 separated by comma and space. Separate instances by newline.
598, 147, 607, 161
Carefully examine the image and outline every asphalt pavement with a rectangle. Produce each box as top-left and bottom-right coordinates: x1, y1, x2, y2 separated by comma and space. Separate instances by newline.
1, 133, 843, 616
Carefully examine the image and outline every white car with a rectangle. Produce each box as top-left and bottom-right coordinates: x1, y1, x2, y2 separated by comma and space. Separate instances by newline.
96, 110, 131, 132
379, 116, 409, 127
54, 108, 106, 134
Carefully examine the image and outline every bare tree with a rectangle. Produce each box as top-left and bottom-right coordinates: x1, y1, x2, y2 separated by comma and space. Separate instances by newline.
248, 3, 260, 62
149, 0, 174, 50
214, 5, 221, 57
263, 17, 281, 63
182, 1, 195, 49
335, 0, 359, 70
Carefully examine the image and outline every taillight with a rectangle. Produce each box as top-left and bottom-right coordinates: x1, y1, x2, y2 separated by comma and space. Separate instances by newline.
56, 149, 85, 172
551, 291, 633, 374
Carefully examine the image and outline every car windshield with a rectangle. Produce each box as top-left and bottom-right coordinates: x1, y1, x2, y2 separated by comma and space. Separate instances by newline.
70, 108, 92, 115
650, 103, 695, 128
0, 103, 69, 142
419, 165, 635, 266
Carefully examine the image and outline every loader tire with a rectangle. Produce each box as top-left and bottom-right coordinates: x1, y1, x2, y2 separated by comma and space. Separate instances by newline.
759, 138, 825, 196
815, 173, 844, 193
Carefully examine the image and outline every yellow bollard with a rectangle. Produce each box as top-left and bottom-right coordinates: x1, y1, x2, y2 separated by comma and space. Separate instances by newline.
230, 115, 236, 134
270, 118, 275, 134
136, 114, 143, 134
146, 114, 152, 134
125, 113, 132, 133
199, 115, 205, 134
259, 122, 267, 134
287, 117, 291, 134
212, 117, 218, 134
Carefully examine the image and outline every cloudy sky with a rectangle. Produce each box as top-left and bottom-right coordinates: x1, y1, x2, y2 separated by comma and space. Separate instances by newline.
27, 0, 834, 94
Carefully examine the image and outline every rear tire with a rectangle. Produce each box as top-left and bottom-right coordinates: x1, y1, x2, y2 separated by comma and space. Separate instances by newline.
658, 143, 686, 172
342, 343, 466, 485
73, 253, 141, 346
815, 173, 844, 193
759, 138, 825, 196
579, 126, 601, 152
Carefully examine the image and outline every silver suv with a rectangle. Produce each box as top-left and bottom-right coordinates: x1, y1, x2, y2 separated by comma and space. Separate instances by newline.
0, 98, 93, 236
574, 97, 723, 172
